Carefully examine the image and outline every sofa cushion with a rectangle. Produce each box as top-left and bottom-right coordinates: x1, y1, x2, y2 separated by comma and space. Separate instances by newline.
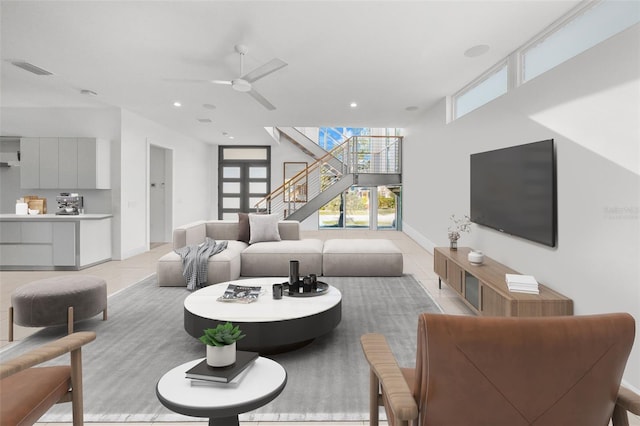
249, 213, 281, 244
237, 213, 250, 243
241, 239, 324, 277
322, 239, 403, 276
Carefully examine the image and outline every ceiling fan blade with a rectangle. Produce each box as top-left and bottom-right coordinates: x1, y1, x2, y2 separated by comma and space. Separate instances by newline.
163, 78, 232, 85
242, 58, 288, 83
163, 78, 211, 83
247, 88, 276, 110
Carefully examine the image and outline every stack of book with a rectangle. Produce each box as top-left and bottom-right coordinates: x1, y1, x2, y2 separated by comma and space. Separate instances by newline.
185, 351, 258, 384
505, 274, 539, 294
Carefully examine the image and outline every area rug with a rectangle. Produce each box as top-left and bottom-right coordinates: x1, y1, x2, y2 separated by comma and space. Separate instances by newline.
1, 274, 442, 422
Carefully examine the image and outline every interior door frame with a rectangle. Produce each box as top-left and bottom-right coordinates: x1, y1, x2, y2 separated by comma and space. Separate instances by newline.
147, 142, 174, 245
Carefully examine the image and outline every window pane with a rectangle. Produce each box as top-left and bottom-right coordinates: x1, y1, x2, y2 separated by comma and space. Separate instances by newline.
523, 0, 640, 82
222, 212, 237, 220
223, 167, 240, 178
223, 148, 268, 160
346, 187, 370, 229
249, 197, 263, 208
223, 182, 241, 194
249, 182, 267, 194
455, 65, 507, 119
222, 197, 240, 209
249, 167, 267, 179
377, 186, 397, 229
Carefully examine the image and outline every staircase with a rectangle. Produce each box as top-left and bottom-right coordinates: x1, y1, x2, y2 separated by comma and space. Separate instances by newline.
255, 133, 402, 221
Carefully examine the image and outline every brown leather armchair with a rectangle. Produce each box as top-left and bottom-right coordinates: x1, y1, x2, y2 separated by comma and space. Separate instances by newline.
0, 331, 96, 426
361, 313, 639, 426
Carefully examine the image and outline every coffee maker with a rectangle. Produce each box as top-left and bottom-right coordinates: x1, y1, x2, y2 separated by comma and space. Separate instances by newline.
56, 193, 83, 215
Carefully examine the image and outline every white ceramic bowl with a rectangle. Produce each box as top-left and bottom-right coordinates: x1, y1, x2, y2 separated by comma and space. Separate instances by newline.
468, 251, 484, 264
28, 209, 40, 215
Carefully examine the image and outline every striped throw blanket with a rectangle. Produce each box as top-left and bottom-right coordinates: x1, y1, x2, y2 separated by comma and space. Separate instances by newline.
174, 237, 228, 291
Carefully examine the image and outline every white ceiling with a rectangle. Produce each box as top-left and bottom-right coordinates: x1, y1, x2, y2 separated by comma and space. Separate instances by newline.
1, 0, 581, 144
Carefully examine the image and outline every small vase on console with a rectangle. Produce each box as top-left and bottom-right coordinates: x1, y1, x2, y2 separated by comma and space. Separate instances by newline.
448, 232, 460, 250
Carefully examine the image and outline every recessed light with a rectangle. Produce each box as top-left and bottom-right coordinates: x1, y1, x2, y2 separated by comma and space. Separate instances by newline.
405, 106, 419, 112
173, 101, 182, 107
464, 44, 490, 58
197, 118, 212, 123
350, 102, 358, 108
80, 89, 97, 96
203, 104, 216, 110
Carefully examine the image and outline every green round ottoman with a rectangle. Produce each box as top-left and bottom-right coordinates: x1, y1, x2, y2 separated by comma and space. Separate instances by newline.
9, 275, 107, 341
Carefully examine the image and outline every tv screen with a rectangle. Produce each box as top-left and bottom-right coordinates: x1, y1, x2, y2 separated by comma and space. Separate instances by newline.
470, 139, 557, 247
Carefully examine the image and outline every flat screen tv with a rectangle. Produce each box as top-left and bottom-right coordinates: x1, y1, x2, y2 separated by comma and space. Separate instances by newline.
470, 139, 557, 247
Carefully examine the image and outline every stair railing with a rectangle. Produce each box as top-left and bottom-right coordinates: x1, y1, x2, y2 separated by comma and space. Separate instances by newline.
255, 135, 402, 219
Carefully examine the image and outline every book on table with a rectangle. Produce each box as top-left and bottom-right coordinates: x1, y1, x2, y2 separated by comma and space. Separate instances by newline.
505, 274, 539, 294
217, 284, 262, 303
185, 351, 259, 383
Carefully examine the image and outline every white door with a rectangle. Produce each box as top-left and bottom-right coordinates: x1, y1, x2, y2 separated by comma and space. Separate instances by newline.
150, 145, 172, 243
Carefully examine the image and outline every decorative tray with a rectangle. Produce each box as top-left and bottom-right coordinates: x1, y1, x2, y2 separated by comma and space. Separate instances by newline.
283, 281, 329, 297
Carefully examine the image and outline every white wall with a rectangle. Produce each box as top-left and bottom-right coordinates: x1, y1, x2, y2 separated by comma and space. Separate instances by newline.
119, 110, 213, 259
403, 26, 639, 389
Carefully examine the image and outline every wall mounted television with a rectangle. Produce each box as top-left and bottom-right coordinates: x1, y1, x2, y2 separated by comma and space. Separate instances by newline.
470, 139, 557, 247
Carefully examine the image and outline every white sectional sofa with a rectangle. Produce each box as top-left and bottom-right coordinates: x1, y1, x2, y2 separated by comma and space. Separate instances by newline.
157, 218, 403, 287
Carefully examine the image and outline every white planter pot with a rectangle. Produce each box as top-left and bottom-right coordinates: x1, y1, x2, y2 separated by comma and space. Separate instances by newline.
206, 342, 236, 367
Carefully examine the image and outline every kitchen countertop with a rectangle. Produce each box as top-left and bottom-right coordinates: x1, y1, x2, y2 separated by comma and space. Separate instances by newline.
0, 214, 112, 221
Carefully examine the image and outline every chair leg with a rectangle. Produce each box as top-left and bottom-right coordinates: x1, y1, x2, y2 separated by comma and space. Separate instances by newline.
67, 306, 74, 335
103, 306, 108, 321
612, 403, 630, 426
370, 369, 380, 426
8, 306, 14, 342
70, 347, 84, 426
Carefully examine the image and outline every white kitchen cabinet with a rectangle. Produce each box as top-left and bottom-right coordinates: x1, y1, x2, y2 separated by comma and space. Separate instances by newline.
19, 138, 40, 189
20, 137, 110, 189
59, 137, 79, 188
39, 137, 59, 188
0, 215, 112, 270
78, 138, 110, 189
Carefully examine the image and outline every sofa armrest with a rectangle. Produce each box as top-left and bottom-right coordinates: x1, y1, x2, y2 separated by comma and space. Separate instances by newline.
173, 221, 207, 250
0, 332, 96, 379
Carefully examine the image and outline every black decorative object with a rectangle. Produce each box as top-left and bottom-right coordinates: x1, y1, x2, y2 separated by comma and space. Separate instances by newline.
272, 283, 283, 299
283, 281, 329, 297
289, 260, 299, 285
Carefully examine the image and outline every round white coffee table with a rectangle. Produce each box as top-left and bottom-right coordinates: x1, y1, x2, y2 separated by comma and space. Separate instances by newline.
156, 356, 286, 426
184, 277, 342, 353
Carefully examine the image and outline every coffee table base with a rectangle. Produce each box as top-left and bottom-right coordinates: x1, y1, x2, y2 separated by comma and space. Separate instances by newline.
184, 301, 342, 354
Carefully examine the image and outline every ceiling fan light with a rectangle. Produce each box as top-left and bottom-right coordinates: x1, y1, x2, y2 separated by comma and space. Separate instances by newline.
231, 79, 252, 92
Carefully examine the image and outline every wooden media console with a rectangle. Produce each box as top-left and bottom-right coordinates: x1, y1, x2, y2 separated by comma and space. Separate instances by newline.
434, 247, 573, 317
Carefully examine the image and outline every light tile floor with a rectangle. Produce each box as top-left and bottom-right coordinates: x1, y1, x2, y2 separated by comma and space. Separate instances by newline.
1, 230, 636, 425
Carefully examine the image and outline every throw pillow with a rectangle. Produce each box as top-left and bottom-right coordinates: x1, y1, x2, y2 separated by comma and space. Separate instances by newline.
238, 213, 250, 243
249, 213, 281, 244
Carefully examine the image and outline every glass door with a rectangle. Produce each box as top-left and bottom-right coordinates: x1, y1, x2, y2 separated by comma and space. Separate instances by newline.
218, 147, 270, 220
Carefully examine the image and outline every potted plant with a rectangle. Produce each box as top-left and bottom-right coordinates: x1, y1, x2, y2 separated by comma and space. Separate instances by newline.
199, 322, 246, 367
448, 214, 471, 250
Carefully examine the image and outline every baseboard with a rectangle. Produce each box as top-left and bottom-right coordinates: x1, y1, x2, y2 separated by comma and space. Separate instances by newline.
402, 221, 436, 254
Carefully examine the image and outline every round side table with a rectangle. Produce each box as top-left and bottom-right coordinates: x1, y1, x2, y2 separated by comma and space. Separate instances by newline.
156, 357, 286, 426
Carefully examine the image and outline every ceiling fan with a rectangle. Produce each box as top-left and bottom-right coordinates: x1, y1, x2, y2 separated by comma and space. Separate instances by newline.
168, 44, 287, 110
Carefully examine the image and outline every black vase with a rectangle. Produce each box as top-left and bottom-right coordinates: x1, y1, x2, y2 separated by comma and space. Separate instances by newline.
289, 260, 300, 285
